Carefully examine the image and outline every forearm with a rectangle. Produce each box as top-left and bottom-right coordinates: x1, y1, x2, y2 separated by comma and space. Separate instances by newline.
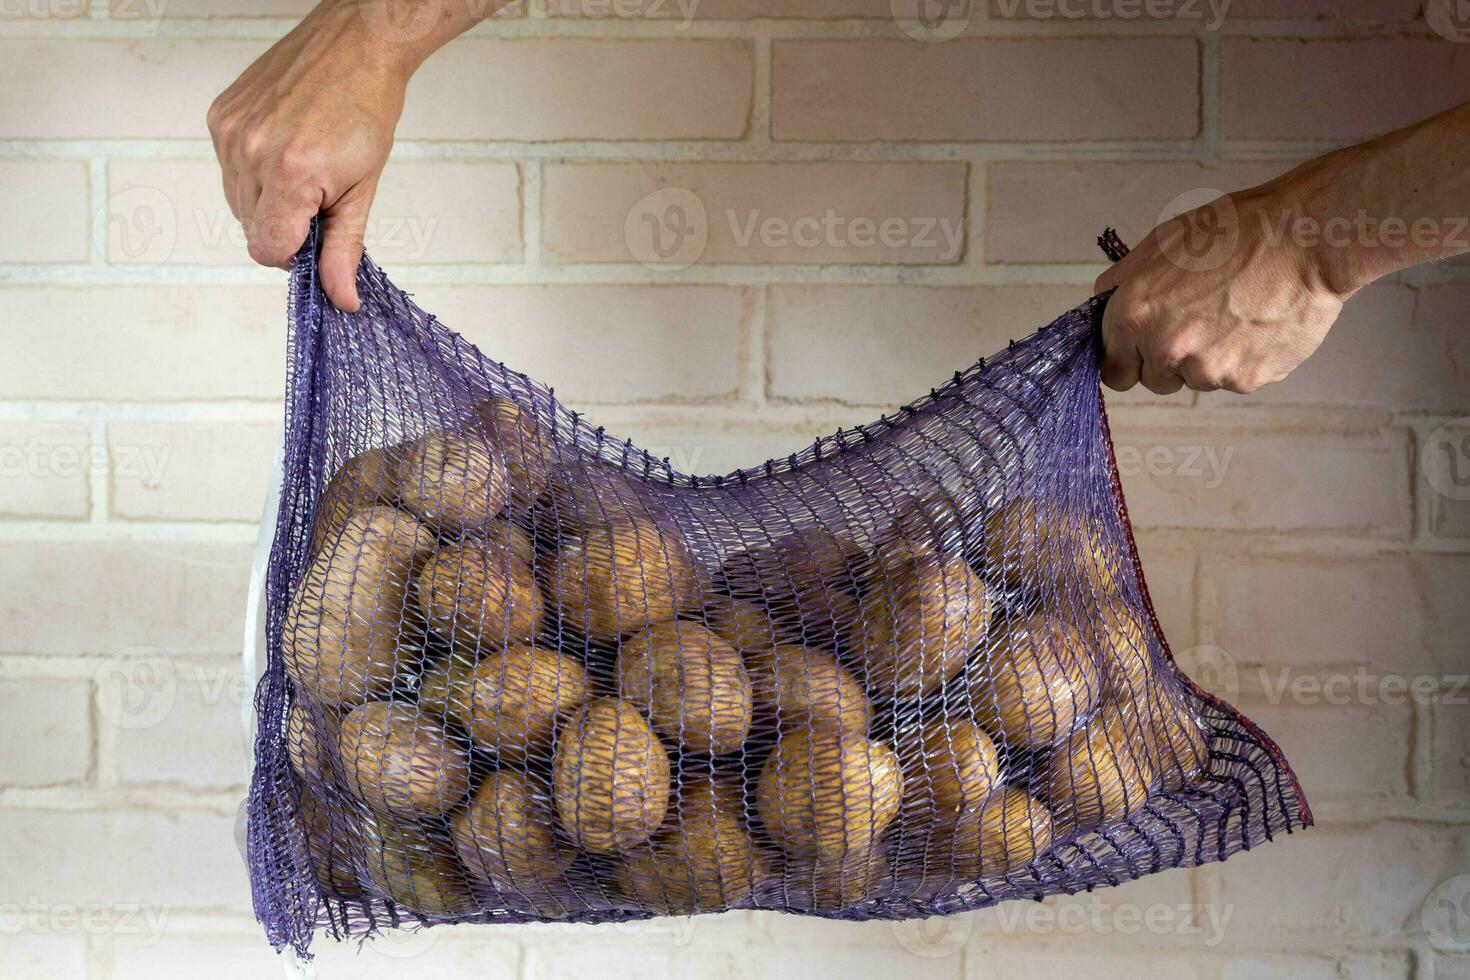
1271, 100, 1470, 295
309, 0, 508, 82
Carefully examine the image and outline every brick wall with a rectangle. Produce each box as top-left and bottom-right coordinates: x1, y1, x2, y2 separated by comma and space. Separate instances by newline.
2, 1, 1469, 977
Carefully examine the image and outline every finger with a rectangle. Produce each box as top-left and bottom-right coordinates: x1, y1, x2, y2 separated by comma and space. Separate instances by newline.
1177, 357, 1223, 392
1140, 361, 1185, 396
248, 181, 314, 270
1093, 234, 1152, 295
219, 165, 240, 221
1099, 295, 1144, 392
319, 178, 378, 314
235, 171, 262, 244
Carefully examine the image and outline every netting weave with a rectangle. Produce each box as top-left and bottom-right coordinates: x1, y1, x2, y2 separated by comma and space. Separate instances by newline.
247, 227, 1310, 957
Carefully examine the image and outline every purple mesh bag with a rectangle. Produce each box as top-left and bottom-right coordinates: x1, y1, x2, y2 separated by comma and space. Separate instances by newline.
247, 226, 1310, 958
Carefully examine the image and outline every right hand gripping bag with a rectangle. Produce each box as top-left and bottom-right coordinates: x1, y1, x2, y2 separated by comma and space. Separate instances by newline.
246, 227, 1310, 958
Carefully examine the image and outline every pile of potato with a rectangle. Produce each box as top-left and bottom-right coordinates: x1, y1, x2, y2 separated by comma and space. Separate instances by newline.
281, 396, 1210, 918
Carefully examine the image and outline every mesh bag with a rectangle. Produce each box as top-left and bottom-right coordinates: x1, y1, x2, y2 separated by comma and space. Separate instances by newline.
248, 227, 1310, 956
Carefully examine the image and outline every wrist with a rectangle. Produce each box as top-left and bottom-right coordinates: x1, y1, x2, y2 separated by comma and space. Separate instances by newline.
1269, 148, 1371, 299
317, 0, 465, 84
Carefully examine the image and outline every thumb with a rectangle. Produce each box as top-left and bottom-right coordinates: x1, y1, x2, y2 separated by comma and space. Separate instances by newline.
318, 179, 377, 313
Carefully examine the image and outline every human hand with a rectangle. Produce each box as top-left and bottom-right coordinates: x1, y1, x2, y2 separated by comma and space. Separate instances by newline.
207, 1, 418, 312
1093, 182, 1349, 395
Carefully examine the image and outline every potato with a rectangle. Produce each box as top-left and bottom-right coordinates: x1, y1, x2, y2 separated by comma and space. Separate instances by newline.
721, 529, 865, 647
616, 621, 752, 754
309, 446, 400, 558
784, 848, 890, 912
449, 644, 590, 761
947, 786, 1054, 878
338, 701, 472, 817
544, 518, 703, 643
395, 430, 511, 535
968, 612, 1103, 750
552, 697, 672, 854
296, 783, 366, 899
475, 396, 556, 507
615, 777, 760, 914
450, 768, 575, 894
1127, 684, 1209, 793
416, 652, 476, 721
286, 697, 340, 784
896, 719, 1000, 827
1042, 703, 1153, 834
878, 492, 976, 559
416, 539, 544, 651
283, 507, 436, 707
701, 595, 780, 654
982, 497, 1117, 597
488, 516, 537, 567
1093, 604, 1151, 699
533, 463, 677, 546
848, 543, 992, 699
359, 810, 476, 916
746, 643, 870, 737
756, 730, 902, 859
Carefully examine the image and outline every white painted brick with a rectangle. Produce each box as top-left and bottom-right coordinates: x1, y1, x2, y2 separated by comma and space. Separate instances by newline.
0, 160, 90, 264
0, 286, 286, 402
0, 541, 252, 656
108, 657, 247, 789
0, 421, 92, 520
0, 809, 250, 912
108, 421, 278, 523
0, 679, 91, 787
0, 935, 88, 980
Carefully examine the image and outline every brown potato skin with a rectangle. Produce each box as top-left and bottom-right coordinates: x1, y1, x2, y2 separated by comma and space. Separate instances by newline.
448, 644, 590, 762
783, 848, 891, 913
878, 492, 978, 561
309, 447, 401, 558
757, 730, 903, 859
1043, 703, 1153, 835
416, 652, 476, 721
552, 697, 672, 854
896, 719, 1001, 827
286, 697, 341, 785
544, 518, 703, 643
701, 595, 780, 654
945, 786, 1054, 879
337, 701, 472, 818
982, 497, 1117, 597
746, 644, 870, 737
359, 810, 477, 916
450, 768, 575, 894
296, 784, 367, 900
475, 396, 556, 508
532, 462, 677, 547
968, 612, 1103, 750
283, 507, 436, 708
1090, 604, 1151, 700
615, 778, 760, 914
1121, 684, 1210, 794
616, 621, 752, 754
848, 543, 992, 699
721, 530, 866, 648
416, 539, 545, 652
395, 430, 511, 535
